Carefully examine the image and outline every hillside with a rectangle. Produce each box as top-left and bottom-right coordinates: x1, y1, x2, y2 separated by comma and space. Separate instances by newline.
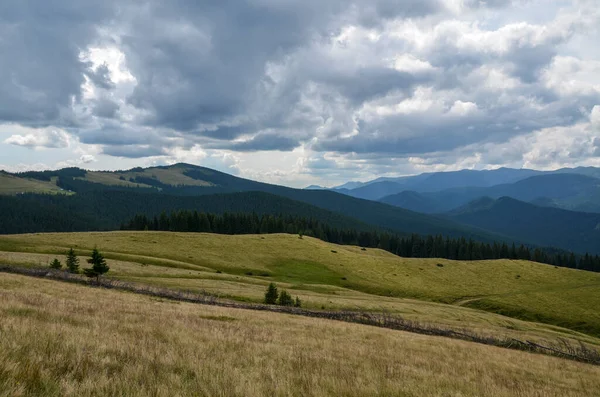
1, 164, 511, 242
0, 173, 66, 195
379, 191, 446, 213
0, 191, 374, 234
447, 197, 600, 255
2, 231, 600, 337
2, 273, 599, 396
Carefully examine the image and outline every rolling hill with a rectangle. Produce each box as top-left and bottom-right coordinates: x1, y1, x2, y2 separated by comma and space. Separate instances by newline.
2, 231, 600, 338
446, 197, 600, 255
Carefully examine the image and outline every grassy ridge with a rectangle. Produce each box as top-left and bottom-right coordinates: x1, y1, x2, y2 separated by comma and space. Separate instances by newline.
1, 232, 600, 337
2, 273, 599, 396
0, 173, 65, 195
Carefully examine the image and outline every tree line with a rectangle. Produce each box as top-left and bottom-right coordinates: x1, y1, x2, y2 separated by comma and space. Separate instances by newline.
121, 211, 600, 272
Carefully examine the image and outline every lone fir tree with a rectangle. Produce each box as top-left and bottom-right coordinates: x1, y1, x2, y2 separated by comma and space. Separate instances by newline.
84, 248, 110, 283
66, 248, 80, 274
264, 283, 278, 304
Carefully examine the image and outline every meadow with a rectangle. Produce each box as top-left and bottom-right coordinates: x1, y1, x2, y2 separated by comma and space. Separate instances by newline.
1, 272, 600, 397
0, 174, 65, 195
1, 232, 600, 342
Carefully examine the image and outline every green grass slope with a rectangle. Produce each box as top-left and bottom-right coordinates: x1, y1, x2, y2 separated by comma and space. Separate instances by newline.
0, 173, 65, 195
1, 231, 600, 337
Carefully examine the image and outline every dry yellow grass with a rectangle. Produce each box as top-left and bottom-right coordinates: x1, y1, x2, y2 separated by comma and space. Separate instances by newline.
1, 273, 600, 397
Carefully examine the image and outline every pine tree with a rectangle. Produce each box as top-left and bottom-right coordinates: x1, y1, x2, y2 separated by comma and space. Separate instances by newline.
278, 290, 294, 306
49, 258, 62, 270
66, 248, 80, 274
84, 248, 110, 283
264, 283, 278, 304
294, 296, 302, 308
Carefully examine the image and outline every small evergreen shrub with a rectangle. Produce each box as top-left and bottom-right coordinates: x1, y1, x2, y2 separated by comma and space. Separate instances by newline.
49, 259, 62, 270
278, 290, 294, 306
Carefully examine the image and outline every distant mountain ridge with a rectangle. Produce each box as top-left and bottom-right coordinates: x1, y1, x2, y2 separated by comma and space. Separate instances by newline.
445, 196, 600, 255
380, 173, 600, 214
332, 166, 600, 203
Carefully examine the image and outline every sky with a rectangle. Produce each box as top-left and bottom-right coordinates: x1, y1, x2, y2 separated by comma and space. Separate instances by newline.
0, 0, 599, 188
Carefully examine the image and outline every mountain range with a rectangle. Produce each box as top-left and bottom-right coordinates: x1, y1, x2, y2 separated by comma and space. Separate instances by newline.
1, 163, 600, 255
325, 167, 600, 214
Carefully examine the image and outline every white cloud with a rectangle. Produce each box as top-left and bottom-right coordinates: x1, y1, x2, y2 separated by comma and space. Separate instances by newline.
448, 100, 478, 116
4, 128, 71, 149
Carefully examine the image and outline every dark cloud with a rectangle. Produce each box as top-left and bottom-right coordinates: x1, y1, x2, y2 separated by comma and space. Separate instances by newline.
325, 67, 430, 105
0, 1, 114, 126
119, 0, 446, 132
102, 145, 166, 158
92, 98, 120, 119
86, 63, 115, 90
221, 133, 300, 152
78, 126, 165, 146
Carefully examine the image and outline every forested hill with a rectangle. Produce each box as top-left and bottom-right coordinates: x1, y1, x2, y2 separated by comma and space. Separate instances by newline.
2, 164, 508, 242
446, 197, 600, 255
0, 191, 375, 235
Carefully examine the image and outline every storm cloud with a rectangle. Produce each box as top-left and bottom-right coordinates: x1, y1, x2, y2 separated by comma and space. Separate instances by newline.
0, 0, 599, 186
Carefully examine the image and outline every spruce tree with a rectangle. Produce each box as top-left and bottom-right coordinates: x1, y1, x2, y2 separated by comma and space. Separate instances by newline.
264, 283, 278, 304
49, 258, 62, 270
66, 248, 80, 274
84, 248, 110, 283
278, 290, 294, 306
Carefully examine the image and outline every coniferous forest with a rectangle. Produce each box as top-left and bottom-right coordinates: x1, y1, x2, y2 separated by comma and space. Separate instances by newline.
121, 211, 600, 273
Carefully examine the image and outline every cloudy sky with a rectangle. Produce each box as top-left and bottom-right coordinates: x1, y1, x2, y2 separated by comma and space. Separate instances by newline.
1, 0, 599, 187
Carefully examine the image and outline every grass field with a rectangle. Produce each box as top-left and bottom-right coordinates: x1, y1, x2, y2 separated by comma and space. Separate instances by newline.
0, 165, 214, 194
1, 232, 600, 341
1, 273, 599, 397
0, 174, 65, 195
